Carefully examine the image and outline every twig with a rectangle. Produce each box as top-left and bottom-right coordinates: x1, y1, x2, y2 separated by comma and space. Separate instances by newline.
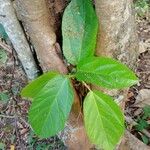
0, 114, 15, 118
125, 116, 150, 138
0, 38, 12, 53
19, 116, 31, 128
82, 81, 91, 91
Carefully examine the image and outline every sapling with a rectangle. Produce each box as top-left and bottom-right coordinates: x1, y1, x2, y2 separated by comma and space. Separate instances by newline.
21, 0, 138, 149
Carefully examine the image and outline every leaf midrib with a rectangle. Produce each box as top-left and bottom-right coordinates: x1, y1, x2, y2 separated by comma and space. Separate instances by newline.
77, 70, 114, 87
91, 92, 111, 148
41, 78, 68, 134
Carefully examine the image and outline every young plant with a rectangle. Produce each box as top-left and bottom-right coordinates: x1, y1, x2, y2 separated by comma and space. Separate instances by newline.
134, 0, 149, 17
21, 0, 138, 149
135, 105, 150, 144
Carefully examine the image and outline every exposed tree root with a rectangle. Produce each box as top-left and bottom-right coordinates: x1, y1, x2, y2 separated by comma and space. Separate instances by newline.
0, 0, 39, 80
14, 0, 91, 149
15, 0, 67, 74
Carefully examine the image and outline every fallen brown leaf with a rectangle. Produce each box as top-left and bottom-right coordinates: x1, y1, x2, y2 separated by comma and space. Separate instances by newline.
117, 130, 150, 150
10, 145, 15, 150
134, 89, 150, 107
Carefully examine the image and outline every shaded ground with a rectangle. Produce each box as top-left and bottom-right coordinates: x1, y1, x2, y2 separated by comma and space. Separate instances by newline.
124, 9, 150, 147
0, 1, 150, 150
0, 46, 66, 149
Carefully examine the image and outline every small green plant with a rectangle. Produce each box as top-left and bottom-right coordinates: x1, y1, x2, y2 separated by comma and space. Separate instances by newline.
0, 49, 8, 66
21, 0, 138, 149
0, 91, 9, 104
134, 0, 149, 17
0, 142, 5, 150
135, 105, 150, 144
135, 105, 150, 131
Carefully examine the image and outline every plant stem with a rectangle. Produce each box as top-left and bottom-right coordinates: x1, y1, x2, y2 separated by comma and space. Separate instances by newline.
82, 81, 91, 91
68, 74, 76, 79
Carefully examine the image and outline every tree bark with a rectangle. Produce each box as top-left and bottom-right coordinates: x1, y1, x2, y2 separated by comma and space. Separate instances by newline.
95, 0, 139, 68
94, 0, 139, 101
15, 0, 91, 149
95, 0, 139, 149
0, 0, 39, 80
15, 0, 67, 74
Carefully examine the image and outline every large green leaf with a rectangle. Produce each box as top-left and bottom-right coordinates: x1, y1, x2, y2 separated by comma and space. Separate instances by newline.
21, 72, 74, 138
62, 0, 98, 65
75, 57, 138, 89
84, 90, 125, 150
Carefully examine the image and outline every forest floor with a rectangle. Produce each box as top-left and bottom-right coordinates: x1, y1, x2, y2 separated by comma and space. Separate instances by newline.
0, 2, 150, 150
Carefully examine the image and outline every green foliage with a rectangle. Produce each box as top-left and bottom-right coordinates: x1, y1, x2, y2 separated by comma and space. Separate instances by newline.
134, 0, 149, 17
0, 49, 8, 65
134, 105, 150, 144
75, 57, 138, 89
0, 91, 9, 104
21, 0, 138, 149
84, 91, 124, 150
141, 135, 149, 144
0, 142, 5, 150
22, 72, 74, 138
135, 105, 150, 131
62, 0, 98, 65
143, 105, 150, 119
0, 24, 8, 40
135, 118, 149, 131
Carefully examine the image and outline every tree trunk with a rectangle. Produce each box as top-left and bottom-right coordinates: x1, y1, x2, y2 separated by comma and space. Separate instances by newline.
94, 0, 139, 101
15, 0, 91, 149
94, 0, 139, 148
15, 0, 67, 74
95, 0, 139, 68
0, 0, 39, 80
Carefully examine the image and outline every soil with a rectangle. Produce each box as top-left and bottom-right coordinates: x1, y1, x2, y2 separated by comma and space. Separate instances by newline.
125, 14, 150, 147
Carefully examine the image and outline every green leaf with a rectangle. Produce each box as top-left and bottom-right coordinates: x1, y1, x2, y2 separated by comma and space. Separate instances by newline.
21, 72, 74, 138
143, 105, 150, 119
62, 0, 98, 65
0, 142, 5, 150
134, 0, 149, 17
75, 57, 138, 89
0, 24, 8, 40
0, 91, 9, 103
84, 90, 125, 150
135, 119, 149, 131
0, 49, 8, 65
141, 135, 149, 145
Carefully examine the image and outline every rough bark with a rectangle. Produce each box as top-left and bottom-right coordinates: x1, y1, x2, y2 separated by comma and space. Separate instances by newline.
94, 0, 139, 149
95, 0, 139, 68
94, 0, 139, 101
118, 131, 150, 150
15, 0, 91, 149
59, 90, 92, 150
15, 0, 67, 74
0, 0, 39, 80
